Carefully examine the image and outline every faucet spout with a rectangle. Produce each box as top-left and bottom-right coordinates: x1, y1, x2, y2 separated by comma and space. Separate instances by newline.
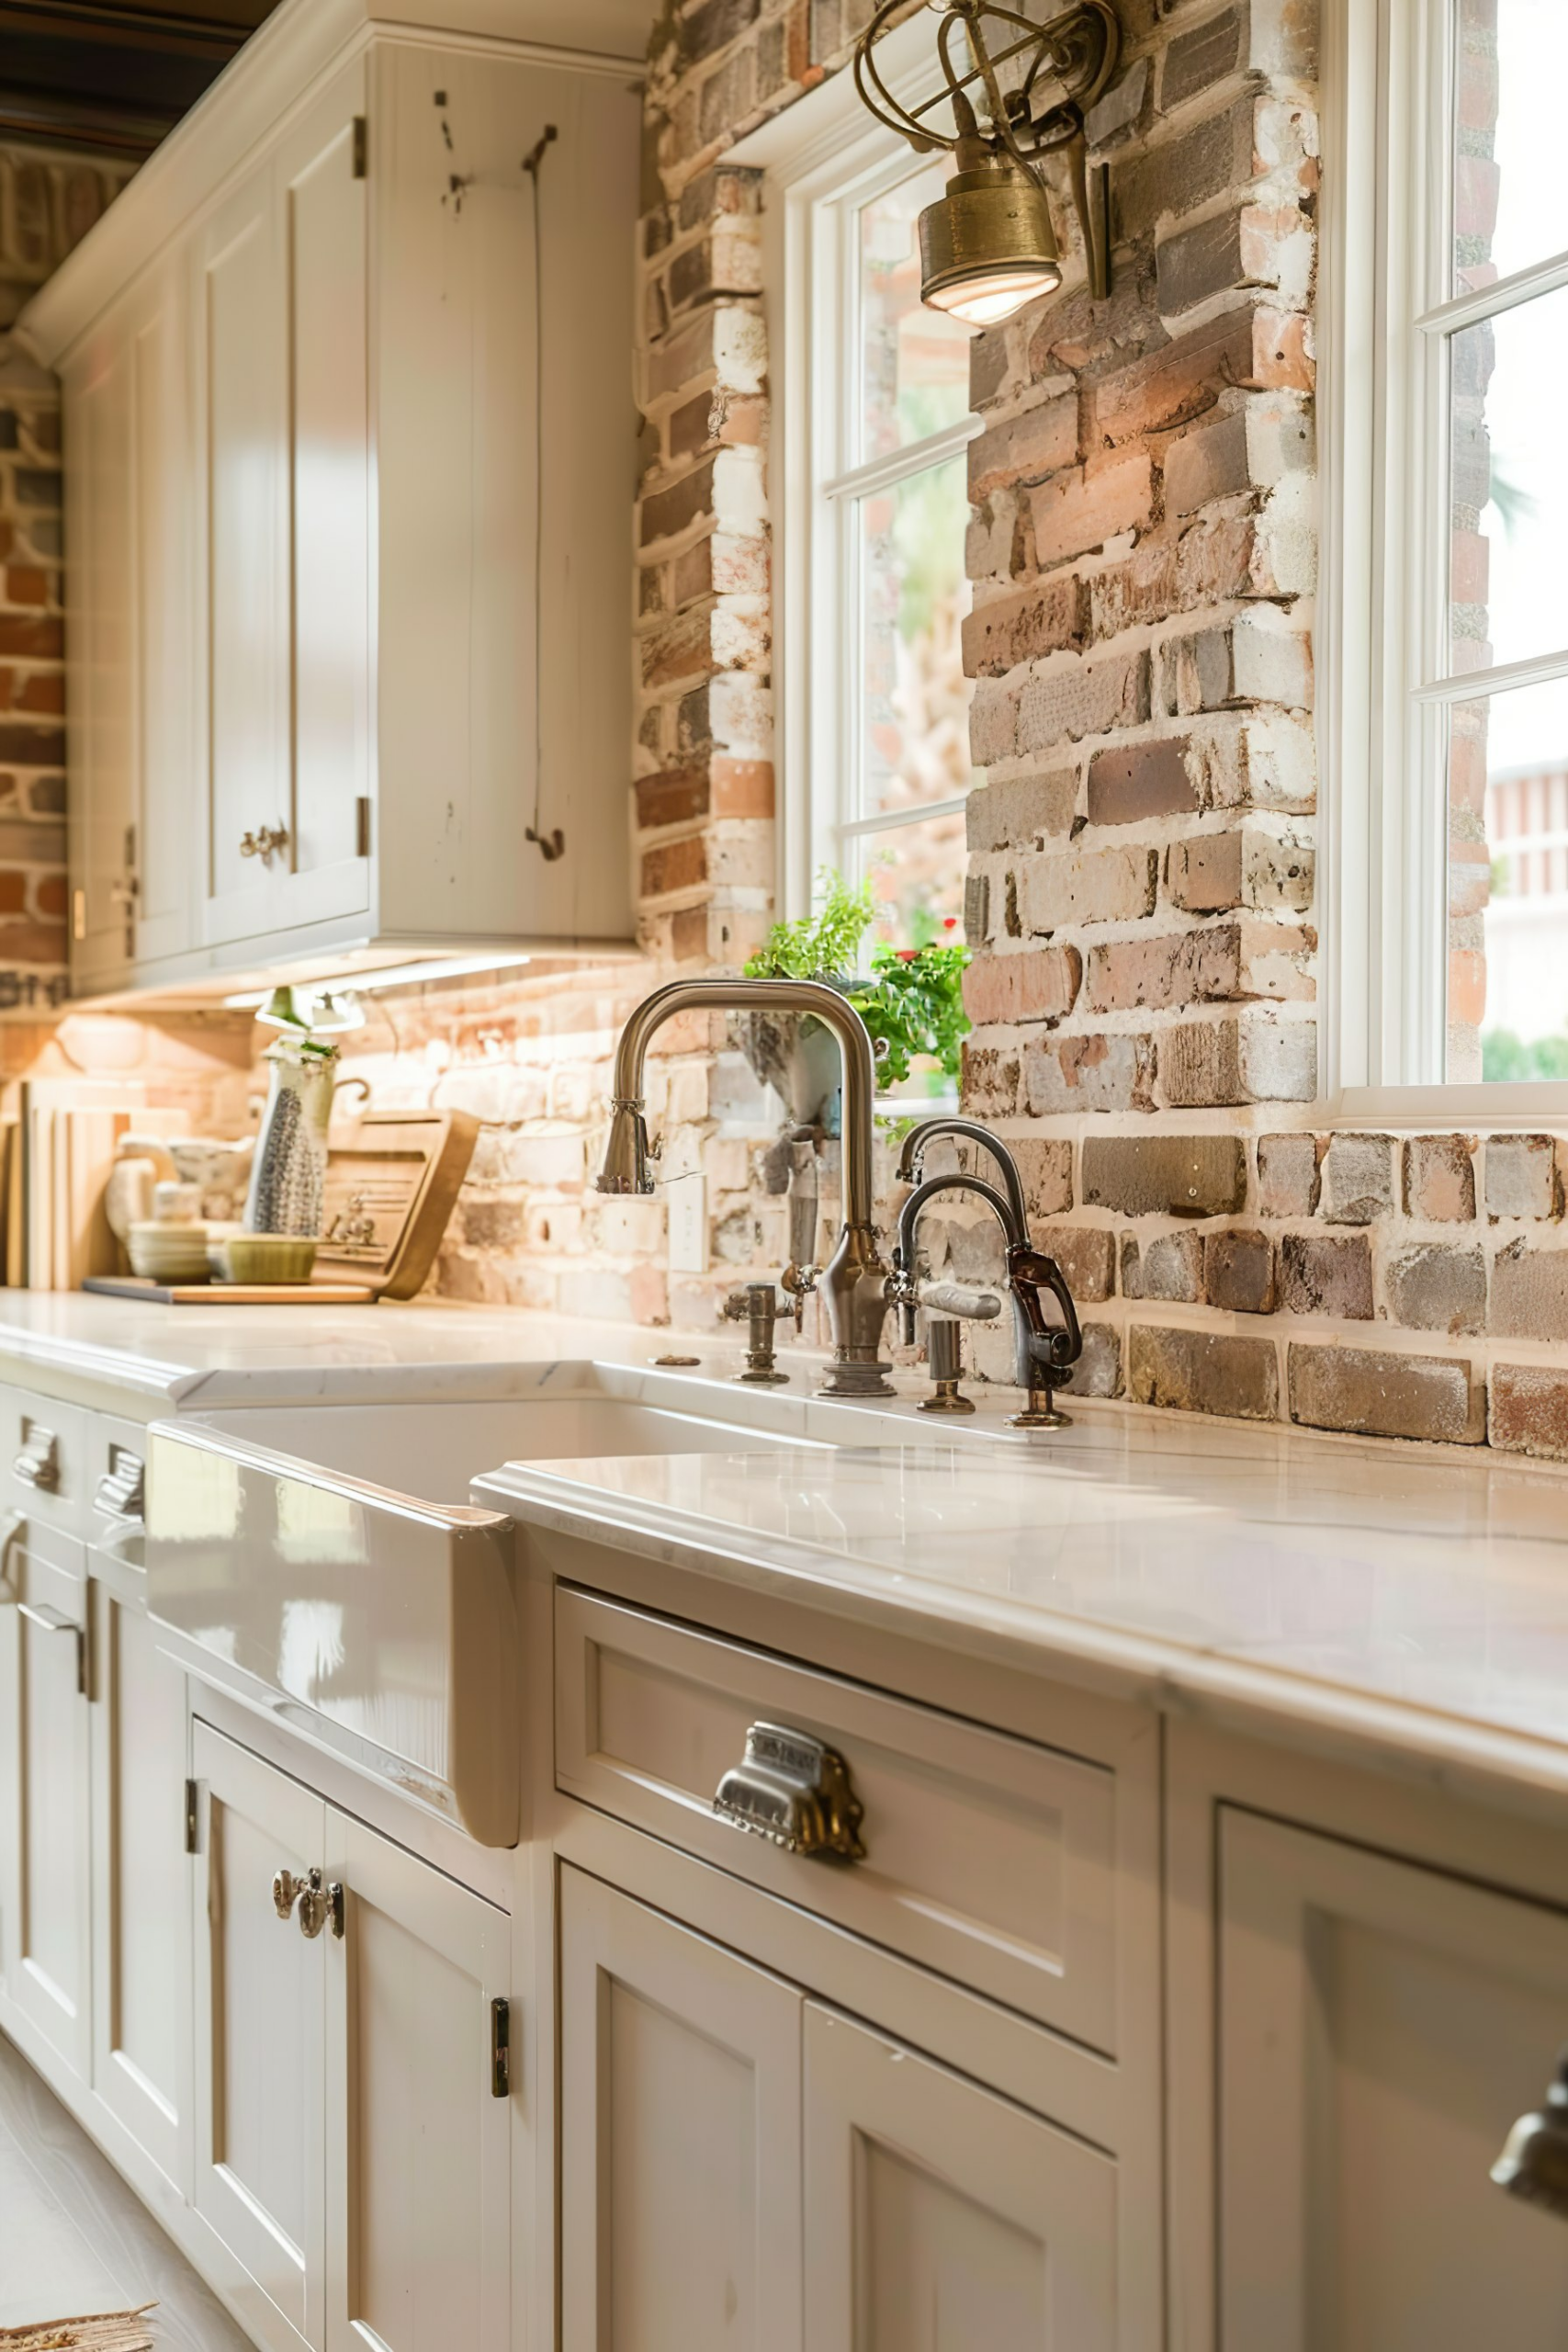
597, 977, 894, 1398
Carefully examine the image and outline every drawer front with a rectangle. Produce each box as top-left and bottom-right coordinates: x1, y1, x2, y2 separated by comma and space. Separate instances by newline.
0, 1385, 89, 1537
555, 1589, 1122, 2053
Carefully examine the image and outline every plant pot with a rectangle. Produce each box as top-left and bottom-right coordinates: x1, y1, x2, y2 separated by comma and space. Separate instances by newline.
734, 978, 870, 1132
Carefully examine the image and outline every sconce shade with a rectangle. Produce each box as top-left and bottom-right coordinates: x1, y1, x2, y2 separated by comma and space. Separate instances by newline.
919, 144, 1062, 326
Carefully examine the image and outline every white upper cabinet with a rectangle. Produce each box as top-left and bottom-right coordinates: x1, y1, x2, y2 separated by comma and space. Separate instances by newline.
26, 0, 641, 997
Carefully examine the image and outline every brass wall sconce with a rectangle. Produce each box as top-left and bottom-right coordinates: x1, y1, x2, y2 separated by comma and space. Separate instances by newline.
852, 0, 1122, 323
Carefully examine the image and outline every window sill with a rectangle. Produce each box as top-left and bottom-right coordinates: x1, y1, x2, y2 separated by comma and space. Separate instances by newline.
1335, 1081, 1568, 1130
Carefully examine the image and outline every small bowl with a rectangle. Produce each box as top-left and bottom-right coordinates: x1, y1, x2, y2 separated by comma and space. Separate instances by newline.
129, 1222, 211, 1281
209, 1233, 318, 1286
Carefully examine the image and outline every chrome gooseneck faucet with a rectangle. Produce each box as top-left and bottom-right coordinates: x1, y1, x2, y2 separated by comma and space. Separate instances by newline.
896, 1118, 1083, 1428
597, 978, 897, 1398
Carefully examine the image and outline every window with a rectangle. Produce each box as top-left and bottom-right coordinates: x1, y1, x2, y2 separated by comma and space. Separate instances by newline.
739, 32, 980, 988
1339, 0, 1568, 1111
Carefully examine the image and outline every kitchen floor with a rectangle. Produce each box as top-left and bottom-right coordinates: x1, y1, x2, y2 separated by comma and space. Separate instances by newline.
0, 2033, 254, 2347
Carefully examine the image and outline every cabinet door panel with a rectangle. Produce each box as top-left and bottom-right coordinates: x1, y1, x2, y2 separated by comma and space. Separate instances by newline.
325, 1810, 509, 2352
0, 1521, 91, 2076
559, 1866, 804, 2352
90, 1577, 190, 2188
129, 262, 197, 967
193, 1720, 325, 2348
279, 62, 371, 933
1219, 1807, 1568, 2352
201, 174, 287, 946
804, 2004, 1119, 2352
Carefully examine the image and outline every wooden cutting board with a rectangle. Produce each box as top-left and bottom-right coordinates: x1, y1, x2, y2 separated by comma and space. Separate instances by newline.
82, 1276, 377, 1306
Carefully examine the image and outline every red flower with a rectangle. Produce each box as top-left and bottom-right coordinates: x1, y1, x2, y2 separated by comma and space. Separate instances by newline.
942, 916, 957, 930
897, 947, 919, 962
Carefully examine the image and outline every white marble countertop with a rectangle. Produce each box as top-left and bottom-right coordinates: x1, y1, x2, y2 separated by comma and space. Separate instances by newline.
479, 1410, 1568, 1817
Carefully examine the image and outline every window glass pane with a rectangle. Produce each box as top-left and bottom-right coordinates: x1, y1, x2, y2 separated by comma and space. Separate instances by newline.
860, 455, 976, 825
860, 163, 973, 461
854, 811, 969, 950
1448, 284, 1568, 674
1447, 673, 1568, 1081
1454, 0, 1568, 295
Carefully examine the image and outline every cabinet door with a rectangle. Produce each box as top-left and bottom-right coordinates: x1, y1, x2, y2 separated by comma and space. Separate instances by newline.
273, 60, 371, 937
1218, 1807, 1568, 2351
804, 2004, 1119, 2352
324, 1810, 510, 2352
89, 1563, 191, 2190
559, 1867, 804, 2352
198, 165, 288, 950
0, 1518, 92, 2077
193, 1722, 326, 2350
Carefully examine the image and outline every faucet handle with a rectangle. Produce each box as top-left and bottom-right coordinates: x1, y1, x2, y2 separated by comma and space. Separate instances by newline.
780, 1262, 816, 1335
1009, 1245, 1083, 1372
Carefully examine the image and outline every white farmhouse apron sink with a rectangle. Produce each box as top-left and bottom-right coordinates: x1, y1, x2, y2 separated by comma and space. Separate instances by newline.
143, 1386, 829, 1847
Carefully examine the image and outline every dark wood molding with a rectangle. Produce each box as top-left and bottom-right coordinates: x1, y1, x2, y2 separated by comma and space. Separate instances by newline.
0, 0, 278, 157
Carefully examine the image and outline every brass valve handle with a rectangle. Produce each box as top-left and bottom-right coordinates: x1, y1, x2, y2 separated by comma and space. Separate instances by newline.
240, 823, 290, 865
714, 1722, 866, 1860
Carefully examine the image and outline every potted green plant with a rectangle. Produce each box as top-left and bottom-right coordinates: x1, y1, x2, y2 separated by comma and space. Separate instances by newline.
738, 868, 970, 1125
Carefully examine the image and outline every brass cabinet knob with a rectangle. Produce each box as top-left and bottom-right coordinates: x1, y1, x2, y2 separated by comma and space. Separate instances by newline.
272, 1864, 344, 1939
240, 823, 290, 865
714, 1721, 866, 1860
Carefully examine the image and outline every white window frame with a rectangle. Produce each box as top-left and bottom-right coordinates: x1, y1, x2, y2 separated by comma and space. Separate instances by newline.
1327, 0, 1568, 1123
729, 23, 981, 928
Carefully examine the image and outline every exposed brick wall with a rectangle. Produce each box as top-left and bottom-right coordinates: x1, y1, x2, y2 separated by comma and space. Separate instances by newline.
1, 142, 136, 1009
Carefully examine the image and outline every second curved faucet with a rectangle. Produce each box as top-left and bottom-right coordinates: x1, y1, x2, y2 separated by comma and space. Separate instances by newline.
895, 1119, 1083, 1429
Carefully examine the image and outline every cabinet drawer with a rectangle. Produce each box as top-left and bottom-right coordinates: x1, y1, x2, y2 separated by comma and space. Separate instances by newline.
555, 1589, 1124, 2053
0, 1386, 89, 1536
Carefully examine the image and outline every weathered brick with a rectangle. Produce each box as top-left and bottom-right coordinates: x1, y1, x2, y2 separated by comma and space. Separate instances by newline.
1257, 1130, 1319, 1216
1159, 1013, 1315, 1104
1031, 450, 1155, 566
1491, 1242, 1568, 1342
961, 946, 1082, 1027
1156, 208, 1247, 315
1129, 1323, 1280, 1419
635, 765, 710, 829
1280, 1232, 1372, 1318
1385, 1243, 1486, 1337
1167, 831, 1243, 910
640, 835, 707, 896
1113, 94, 1259, 243
1084, 923, 1242, 1012
968, 680, 1019, 765
1319, 1132, 1393, 1224
1081, 1133, 1247, 1216
1089, 309, 1253, 450
966, 769, 1077, 852
1035, 1223, 1115, 1302
1402, 1135, 1476, 1223
963, 577, 1089, 675
639, 458, 716, 546
1064, 1320, 1122, 1397
1019, 842, 1157, 930
1089, 513, 1258, 638
1287, 1345, 1483, 1444
1164, 410, 1250, 516
1022, 1031, 1156, 1114
1017, 649, 1151, 751
1142, 1227, 1203, 1301
1086, 55, 1149, 148
1160, 5, 1245, 109
967, 394, 1077, 495
1086, 737, 1198, 827
1490, 1364, 1568, 1462
1204, 1227, 1276, 1313
1484, 1134, 1562, 1221
961, 1041, 1021, 1114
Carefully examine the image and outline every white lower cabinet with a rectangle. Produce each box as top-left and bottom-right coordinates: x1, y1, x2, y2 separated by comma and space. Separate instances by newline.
1217, 1807, 1568, 2351
90, 1547, 192, 2190
0, 1518, 93, 2078
192, 1723, 513, 2352
558, 1866, 1120, 2352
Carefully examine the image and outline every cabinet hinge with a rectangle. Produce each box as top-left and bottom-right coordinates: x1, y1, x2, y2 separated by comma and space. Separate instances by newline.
355, 796, 372, 857
184, 1778, 200, 1856
72, 888, 85, 944
352, 115, 367, 178
490, 1996, 510, 2099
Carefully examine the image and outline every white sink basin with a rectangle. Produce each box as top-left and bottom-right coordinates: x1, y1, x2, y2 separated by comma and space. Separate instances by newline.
143, 1380, 830, 1846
